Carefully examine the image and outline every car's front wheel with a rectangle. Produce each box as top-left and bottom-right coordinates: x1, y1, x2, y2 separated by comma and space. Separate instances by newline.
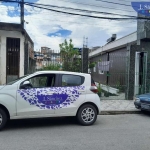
77, 104, 97, 126
0, 108, 8, 131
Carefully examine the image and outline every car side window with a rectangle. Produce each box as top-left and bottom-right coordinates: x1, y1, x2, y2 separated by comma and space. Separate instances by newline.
62, 74, 84, 86
29, 76, 48, 88
20, 74, 56, 89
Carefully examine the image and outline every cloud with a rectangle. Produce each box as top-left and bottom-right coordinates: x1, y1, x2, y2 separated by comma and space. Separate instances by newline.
48, 29, 72, 37
0, 0, 137, 51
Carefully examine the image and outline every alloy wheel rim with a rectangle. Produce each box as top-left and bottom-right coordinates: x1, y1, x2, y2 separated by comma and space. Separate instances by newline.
81, 107, 95, 123
0, 114, 2, 125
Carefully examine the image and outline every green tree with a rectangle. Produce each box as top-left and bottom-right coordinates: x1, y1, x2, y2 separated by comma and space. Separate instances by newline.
59, 39, 81, 72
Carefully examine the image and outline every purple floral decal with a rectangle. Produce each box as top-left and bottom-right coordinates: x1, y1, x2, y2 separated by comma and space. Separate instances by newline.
18, 86, 85, 109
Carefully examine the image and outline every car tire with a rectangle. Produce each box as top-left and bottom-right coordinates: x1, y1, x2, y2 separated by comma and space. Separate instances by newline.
77, 104, 97, 126
0, 108, 8, 131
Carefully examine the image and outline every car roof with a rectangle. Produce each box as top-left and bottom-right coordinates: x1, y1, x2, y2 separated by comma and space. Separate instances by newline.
34, 70, 90, 76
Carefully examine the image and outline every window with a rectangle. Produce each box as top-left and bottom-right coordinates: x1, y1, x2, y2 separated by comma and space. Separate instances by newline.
22, 74, 56, 88
62, 74, 84, 86
29, 75, 48, 88
99, 70, 104, 74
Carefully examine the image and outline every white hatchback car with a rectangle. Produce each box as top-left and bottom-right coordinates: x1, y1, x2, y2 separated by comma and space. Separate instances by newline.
0, 71, 100, 130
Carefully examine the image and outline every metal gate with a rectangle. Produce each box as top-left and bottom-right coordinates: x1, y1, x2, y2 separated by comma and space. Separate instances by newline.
6, 38, 20, 83
91, 51, 149, 100
90, 50, 128, 100
135, 52, 147, 95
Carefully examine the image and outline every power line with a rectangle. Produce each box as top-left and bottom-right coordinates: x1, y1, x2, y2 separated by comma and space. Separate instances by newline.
96, 0, 132, 7
0, 0, 136, 18
96, 0, 147, 9
0, 0, 18, 3
0, 0, 136, 15
56, 0, 135, 13
0, 0, 149, 21
117, 0, 147, 2
0, 6, 136, 23
26, 17, 137, 28
23, 2, 136, 18
24, 3, 150, 21
24, 7, 132, 20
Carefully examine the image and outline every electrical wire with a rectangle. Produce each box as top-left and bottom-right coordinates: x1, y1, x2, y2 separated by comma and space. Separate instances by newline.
117, 0, 147, 2
0, 0, 137, 18
25, 17, 137, 28
0, 6, 137, 22
24, 3, 150, 21
56, 0, 135, 13
96, 0, 149, 10
96, 0, 132, 7
0, 0, 139, 20
1, 1, 140, 20
0, 0, 145, 27
23, 2, 136, 18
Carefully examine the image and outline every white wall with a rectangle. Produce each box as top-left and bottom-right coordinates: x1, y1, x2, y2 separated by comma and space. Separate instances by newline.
0, 30, 25, 85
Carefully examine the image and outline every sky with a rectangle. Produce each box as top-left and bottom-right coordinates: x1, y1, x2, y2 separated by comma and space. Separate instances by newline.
0, 0, 140, 51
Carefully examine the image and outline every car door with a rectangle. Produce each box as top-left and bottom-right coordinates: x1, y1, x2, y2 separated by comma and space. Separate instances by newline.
54, 74, 86, 115
17, 73, 58, 117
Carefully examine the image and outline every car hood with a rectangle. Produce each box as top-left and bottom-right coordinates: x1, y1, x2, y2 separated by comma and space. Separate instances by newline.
137, 93, 150, 101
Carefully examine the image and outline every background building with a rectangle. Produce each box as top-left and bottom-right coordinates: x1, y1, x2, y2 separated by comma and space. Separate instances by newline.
34, 47, 60, 70
34, 51, 44, 70
89, 17, 150, 100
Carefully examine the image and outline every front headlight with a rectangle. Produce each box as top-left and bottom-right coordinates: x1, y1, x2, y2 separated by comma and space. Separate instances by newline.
135, 98, 140, 102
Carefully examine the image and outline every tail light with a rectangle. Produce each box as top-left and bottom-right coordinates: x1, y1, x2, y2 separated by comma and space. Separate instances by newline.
90, 83, 98, 94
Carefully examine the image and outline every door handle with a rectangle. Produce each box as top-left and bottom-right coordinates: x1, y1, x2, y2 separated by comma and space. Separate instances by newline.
78, 90, 85, 92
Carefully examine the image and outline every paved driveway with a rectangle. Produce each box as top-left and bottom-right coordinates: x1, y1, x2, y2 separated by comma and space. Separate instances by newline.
0, 114, 150, 150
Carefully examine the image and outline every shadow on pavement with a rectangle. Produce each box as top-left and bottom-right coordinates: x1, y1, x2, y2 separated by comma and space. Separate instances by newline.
5, 117, 78, 130
141, 110, 150, 116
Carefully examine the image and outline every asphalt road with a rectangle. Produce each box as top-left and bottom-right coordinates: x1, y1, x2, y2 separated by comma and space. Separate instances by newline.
0, 113, 150, 150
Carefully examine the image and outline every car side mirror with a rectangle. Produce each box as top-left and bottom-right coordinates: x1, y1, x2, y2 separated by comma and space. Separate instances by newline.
20, 81, 32, 89
23, 81, 30, 85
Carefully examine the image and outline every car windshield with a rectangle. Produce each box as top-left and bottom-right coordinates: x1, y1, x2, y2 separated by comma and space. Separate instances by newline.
6, 74, 30, 85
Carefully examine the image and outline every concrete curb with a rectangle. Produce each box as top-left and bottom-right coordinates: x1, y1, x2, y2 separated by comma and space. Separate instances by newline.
100, 110, 141, 115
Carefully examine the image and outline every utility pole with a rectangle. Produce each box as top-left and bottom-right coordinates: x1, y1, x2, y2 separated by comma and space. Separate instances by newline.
20, 0, 24, 31
83, 36, 86, 49
82, 36, 85, 72
86, 37, 88, 48
82, 36, 88, 73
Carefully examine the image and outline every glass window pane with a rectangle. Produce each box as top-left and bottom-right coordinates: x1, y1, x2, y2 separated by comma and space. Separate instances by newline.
62, 75, 84, 86
29, 76, 48, 88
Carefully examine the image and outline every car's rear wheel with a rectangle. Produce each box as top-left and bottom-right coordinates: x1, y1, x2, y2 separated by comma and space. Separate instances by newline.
77, 104, 97, 126
0, 108, 8, 131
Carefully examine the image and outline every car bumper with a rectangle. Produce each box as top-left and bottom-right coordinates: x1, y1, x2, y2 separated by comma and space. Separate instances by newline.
134, 101, 141, 109
141, 101, 150, 111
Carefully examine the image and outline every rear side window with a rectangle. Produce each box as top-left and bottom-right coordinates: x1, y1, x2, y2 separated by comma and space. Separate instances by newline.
62, 74, 84, 86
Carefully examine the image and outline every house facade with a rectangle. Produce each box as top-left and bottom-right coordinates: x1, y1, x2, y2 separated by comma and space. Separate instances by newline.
89, 17, 150, 100
0, 22, 35, 85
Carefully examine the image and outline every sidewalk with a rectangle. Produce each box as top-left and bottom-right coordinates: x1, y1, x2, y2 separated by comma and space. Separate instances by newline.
100, 100, 141, 115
